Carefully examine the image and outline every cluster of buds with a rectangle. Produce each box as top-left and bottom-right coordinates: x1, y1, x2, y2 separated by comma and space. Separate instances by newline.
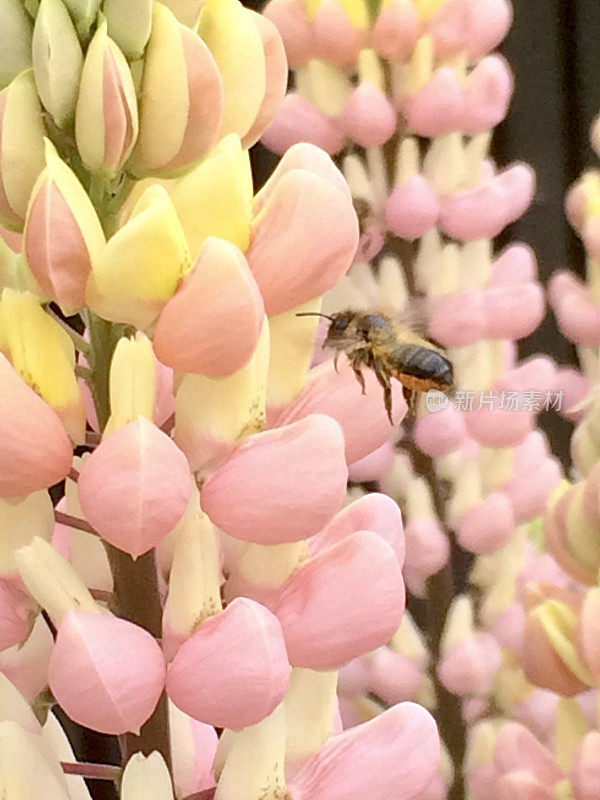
0, 0, 447, 798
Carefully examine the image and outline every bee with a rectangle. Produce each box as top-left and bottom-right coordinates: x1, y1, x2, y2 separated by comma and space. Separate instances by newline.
297, 310, 454, 424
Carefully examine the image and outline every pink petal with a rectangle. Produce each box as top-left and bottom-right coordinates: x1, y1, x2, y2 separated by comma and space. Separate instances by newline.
0, 354, 73, 498
263, 0, 315, 67
429, 289, 487, 346
262, 92, 345, 155
572, 731, 600, 800
414, 404, 467, 457
405, 68, 465, 137
102, 49, 135, 169
369, 647, 423, 704
385, 175, 440, 240
166, 597, 290, 730
247, 167, 358, 314
77, 417, 193, 557
289, 702, 440, 800
273, 531, 405, 669
495, 771, 554, 800
49, 610, 166, 735
310, 491, 405, 566
438, 633, 502, 696
463, 405, 534, 448
0, 579, 30, 650
495, 163, 536, 223
24, 178, 92, 308
493, 603, 525, 654
339, 83, 397, 148
503, 458, 562, 524
490, 243, 538, 285
161, 26, 224, 173
462, 54, 513, 135
565, 179, 587, 233
404, 519, 450, 596
457, 492, 515, 554
549, 271, 600, 347
372, 0, 419, 61
575, 588, 600, 682
313, 0, 365, 65
427, 0, 471, 55
201, 414, 348, 544
494, 723, 563, 785
153, 239, 264, 377
273, 360, 407, 464
482, 283, 545, 340
439, 178, 509, 241
0, 614, 53, 700
464, 0, 512, 59
347, 441, 395, 483
242, 12, 289, 148
555, 367, 590, 422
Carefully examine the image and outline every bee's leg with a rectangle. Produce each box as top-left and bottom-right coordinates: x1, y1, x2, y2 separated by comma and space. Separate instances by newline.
402, 385, 417, 413
333, 352, 340, 373
372, 358, 394, 424
349, 356, 367, 394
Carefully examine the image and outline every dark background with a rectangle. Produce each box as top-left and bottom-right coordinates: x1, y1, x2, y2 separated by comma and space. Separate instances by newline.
72, 2, 600, 797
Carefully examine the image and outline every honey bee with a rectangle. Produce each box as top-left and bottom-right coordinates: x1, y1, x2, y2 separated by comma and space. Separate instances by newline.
297, 310, 454, 423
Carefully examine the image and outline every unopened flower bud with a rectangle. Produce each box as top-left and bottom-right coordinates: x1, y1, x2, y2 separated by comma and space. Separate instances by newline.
104, 333, 157, 437
0, 0, 33, 89
24, 139, 105, 310
0, 71, 45, 231
32, 0, 83, 127
121, 752, 175, 800
162, 0, 205, 27
103, 0, 153, 61
75, 16, 139, 175
131, 2, 223, 176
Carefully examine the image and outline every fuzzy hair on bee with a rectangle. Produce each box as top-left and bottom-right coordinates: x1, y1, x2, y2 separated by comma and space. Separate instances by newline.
297, 309, 454, 424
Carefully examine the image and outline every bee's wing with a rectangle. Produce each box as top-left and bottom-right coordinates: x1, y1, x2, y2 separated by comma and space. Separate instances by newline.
389, 296, 435, 344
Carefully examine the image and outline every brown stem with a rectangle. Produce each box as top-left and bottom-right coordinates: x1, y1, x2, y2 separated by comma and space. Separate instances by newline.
85, 431, 102, 447
68, 467, 79, 482
54, 510, 97, 535
182, 791, 216, 800
105, 545, 172, 773
61, 761, 121, 781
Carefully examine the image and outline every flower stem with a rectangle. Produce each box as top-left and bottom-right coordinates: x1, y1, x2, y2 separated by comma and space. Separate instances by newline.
61, 761, 122, 781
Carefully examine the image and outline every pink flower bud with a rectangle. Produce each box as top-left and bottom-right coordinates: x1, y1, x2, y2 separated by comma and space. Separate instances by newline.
482, 283, 545, 340
289, 702, 440, 800
457, 492, 515, 554
555, 367, 591, 422
262, 92, 346, 155
464, 0, 512, 59
572, 731, 600, 800
201, 415, 348, 544
565, 178, 588, 233
372, 0, 419, 62
463, 405, 533, 448
493, 603, 525, 654
273, 360, 407, 464
385, 175, 440, 240
49, 610, 166, 735
575, 588, 600, 682
405, 68, 465, 137
263, 0, 315, 67
503, 459, 562, 524
403, 519, 449, 597
490, 243, 538, 285
78, 417, 193, 557
369, 647, 423, 705
494, 723, 563, 788
153, 238, 264, 377
549, 271, 600, 346
310, 492, 405, 566
247, 159, 358, 314
414, 404, 467, 457
273, 531, 405, 669
167, 597, 290, 730
313, 0, 366, 65
131, 3, 223, 176
347, 440, 395, 483
462, 54, 513, 135
339, 83, 397, 148
0, 354, 73, 498
439, 633, 502, 696
429, 289, 487, 346
495, 772, 554, 800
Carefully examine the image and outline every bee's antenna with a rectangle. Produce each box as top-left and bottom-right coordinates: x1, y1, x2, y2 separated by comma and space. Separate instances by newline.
295, 312, 335, 321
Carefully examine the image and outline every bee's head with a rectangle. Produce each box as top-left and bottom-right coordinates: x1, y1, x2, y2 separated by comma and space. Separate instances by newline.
323, 312, 354, 346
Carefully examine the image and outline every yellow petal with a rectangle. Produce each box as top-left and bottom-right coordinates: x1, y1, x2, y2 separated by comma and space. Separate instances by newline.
104, 0, 153, 60
0, 490, 53, 576
1, 288, 85, 441
555, 697, 589, 774
168, 134, 252, 261
86, 183, 191, 329
198, 0, 266, 139
284, 668, 338, 764
0, 0, 33, 90
537, 600, 595, 687
0, 720, 72, 800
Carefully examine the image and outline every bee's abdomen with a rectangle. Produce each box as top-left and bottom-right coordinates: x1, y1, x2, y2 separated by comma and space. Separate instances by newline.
390, 345, 453, 388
